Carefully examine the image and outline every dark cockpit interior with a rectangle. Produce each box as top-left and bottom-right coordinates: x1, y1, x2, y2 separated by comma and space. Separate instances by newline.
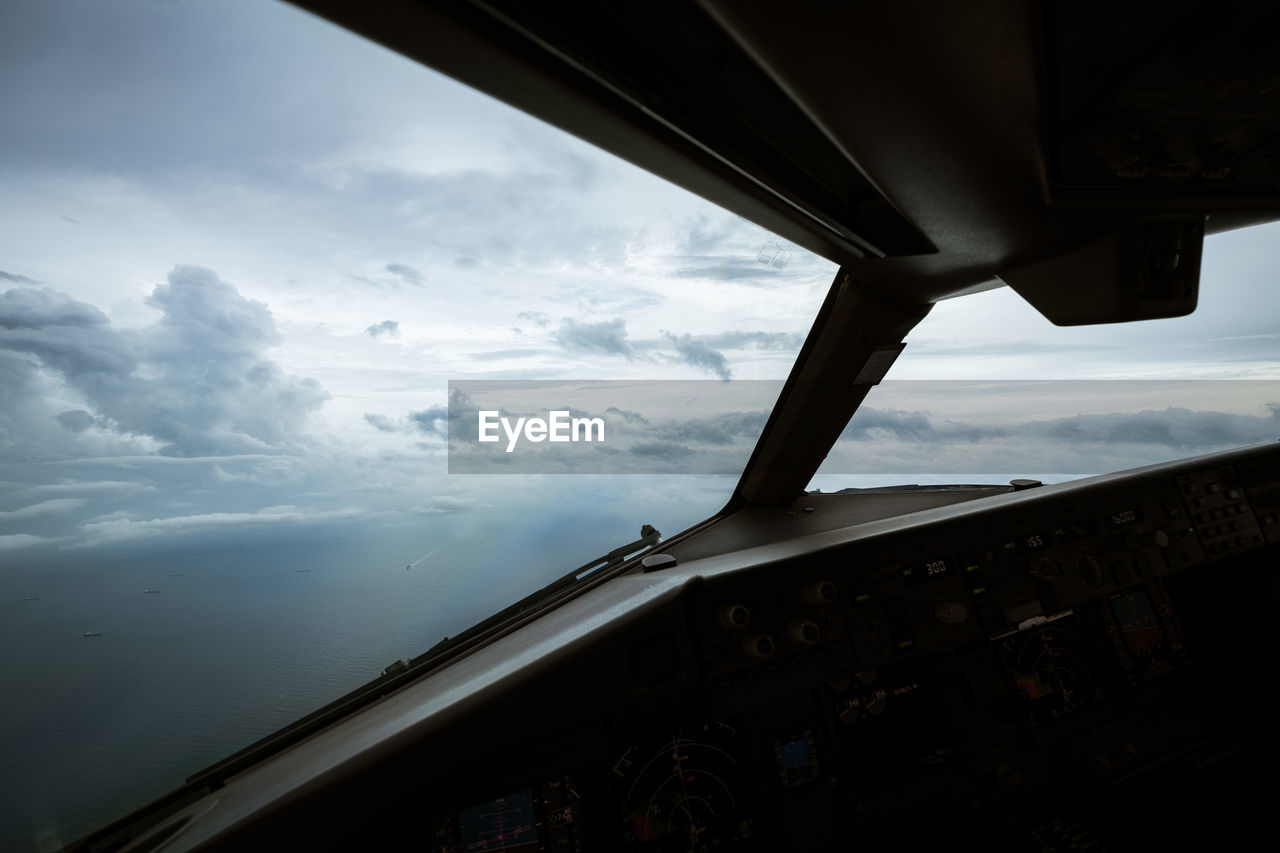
67, 2, 1280, 851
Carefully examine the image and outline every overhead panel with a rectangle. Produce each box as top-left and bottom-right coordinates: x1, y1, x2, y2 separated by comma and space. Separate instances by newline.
1044, 0, 1280, 213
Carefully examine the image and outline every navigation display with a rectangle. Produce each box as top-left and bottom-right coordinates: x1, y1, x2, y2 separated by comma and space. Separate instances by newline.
613, 721, 756, 851
1000, 614, 1108, 726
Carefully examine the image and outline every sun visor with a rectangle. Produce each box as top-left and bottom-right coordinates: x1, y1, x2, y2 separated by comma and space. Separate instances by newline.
1000, 216, 1203, 326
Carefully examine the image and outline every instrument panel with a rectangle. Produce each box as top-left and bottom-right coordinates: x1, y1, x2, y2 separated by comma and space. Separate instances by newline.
342, 445, 1280, 852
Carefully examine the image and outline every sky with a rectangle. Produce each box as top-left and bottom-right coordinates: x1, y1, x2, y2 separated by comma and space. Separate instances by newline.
1, 0, 1280, 844
0, 0, 842, 562
0, 0, 1277, 553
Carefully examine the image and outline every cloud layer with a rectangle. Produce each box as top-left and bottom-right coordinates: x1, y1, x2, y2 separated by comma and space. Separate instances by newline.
0, 266, 327, 457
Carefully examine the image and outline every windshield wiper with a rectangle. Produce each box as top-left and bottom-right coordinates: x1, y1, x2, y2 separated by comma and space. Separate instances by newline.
401, 523, 662, 669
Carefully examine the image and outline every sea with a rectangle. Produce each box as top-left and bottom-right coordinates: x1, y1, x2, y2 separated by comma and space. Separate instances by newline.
0, 528, 619, 851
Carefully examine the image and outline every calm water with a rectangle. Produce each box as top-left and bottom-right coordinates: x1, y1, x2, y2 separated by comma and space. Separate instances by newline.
0, 530, 612, 850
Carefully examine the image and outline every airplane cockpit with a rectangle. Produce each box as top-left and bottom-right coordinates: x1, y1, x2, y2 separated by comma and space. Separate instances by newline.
50, 1, 1280, 850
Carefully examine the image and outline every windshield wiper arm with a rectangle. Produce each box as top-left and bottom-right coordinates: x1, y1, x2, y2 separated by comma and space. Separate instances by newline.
566, 522, 661, 582
396, 523, 662, 669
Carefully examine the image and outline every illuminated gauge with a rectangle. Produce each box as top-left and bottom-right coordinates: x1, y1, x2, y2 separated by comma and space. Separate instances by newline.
613, 721, 755, 851
1000, 614, 1107, 726
769, 727, 823, 789
428, 777, 585, 852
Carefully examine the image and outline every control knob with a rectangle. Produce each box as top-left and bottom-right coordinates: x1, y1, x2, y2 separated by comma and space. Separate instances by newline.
718, 604, 751, 630
1126, 529, 1170, 549
1076, 553, 1104, 587
787, 620, 820, 645
743, 634, 775, 660
799, 580, 837, 605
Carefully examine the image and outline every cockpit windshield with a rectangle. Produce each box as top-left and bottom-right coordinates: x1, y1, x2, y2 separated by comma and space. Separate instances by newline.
0, 0, 836, 847
4, 1, 1280, 851
809, 221, 1280, 493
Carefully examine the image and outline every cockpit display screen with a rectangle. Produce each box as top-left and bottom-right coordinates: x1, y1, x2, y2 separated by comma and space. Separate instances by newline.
613, 721, 756, 851
1000, 614, 1108, 726
458, 789, 540, 851
770, 727, 822, 789
1110, 589, 1164, 656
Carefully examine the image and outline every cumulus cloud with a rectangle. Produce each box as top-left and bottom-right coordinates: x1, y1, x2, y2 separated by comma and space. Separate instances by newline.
385, 263, 422, 283
0, 266, 328, 457
552, 318, 633, 359
363, 396, 457, 440
408, 404, 451, 440
664, 332, 732, 380
364, 413, 399, 432
365, 320, 400, 338
1, 286, 108, 330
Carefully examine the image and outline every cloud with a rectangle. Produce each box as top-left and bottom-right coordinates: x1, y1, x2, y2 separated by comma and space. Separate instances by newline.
75, 504, 372, 547
650, 411, 765, 445
604, 406, 649, 425
365, 320, 400, 338
0, 271, 43, 286
1034, 406, 1280, 450
702, 331, 806, 351
838, 404, 1280, 451
364, 413, 399, 432
56, 409, 98, 432
0, 534, 46, 551
517, 311, 550, 327
629, 442, 694, 460
680, 214, 744, 255
552, 318, 633, 358
672, 259, 773, 282
664, 332, 732, 380
385, 263, 422, 283
0, 266, 328, 457
822, 403, 1280, 475
466, 348, 545, 361
408, 496, 485, 514
840, 407, 1001, 443
364, 394, 458, 439
0, 499, 84, 521
0, 286, 107, 330
26, 480, 156, 496
408, 403, 450, 439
